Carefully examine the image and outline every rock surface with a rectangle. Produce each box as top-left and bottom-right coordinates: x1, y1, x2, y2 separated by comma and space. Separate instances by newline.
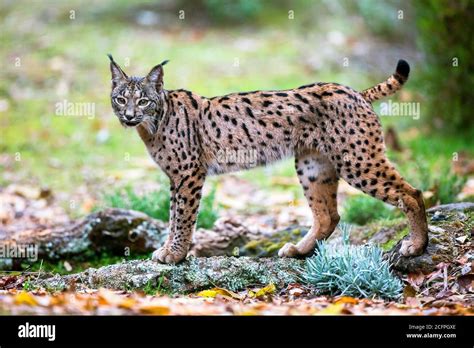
386, 203, 473, 273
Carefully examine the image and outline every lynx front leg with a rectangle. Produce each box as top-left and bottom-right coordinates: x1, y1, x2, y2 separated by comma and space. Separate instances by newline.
152, 171, 205, 264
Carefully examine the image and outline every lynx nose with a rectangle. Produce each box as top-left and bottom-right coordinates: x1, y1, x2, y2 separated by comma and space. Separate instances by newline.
124, 110, 135, 121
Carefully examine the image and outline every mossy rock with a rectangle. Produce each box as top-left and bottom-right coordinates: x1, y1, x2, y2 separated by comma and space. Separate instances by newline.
329, 203, 472, 274
33, 256, 304, 294
386, 203, 473, 273
240, 225, 309, 257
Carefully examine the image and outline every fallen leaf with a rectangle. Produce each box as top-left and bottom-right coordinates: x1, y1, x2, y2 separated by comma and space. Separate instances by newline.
456, 235, 468, 244
248, 283, 276, 299
457, 274, 474, 290
334, 296, 359, 304
289, 287, 304, 297
405, 297, 421, 307
139, 303, 170, 315
14, 291, 38, 306
197, 287, 242, 300
460, 263, 472, 275
317, 303, 344, 315
118, 298, 136, 310
97, 288, 126, 306
403, 284, 417, 299
407, 272, 426, 288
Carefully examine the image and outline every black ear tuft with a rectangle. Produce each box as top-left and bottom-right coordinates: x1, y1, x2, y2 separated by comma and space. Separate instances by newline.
109, 54, 128, 85
160, 59, 170, 66
396, 59, 410, 78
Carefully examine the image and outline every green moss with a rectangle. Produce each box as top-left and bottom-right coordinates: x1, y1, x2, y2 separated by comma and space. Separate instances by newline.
380, 226, 409, 251
32, 257, 303, 294
241, 226, 308, 257
21, 251, 148, 275
291, 229, 302, 236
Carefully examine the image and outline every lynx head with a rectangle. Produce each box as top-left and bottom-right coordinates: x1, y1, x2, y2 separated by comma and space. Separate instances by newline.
108, 54, 169, 132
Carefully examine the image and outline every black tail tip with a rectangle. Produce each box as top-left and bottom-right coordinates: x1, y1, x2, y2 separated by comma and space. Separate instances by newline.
107, 53, 114, 62
396, 59, 410, 78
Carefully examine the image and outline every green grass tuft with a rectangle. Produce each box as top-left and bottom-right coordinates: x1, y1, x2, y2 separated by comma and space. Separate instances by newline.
100, 185, 170, 222
97, 184, 219, 229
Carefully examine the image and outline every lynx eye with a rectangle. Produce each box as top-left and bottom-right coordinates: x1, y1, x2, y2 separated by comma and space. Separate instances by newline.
115, 97, 127, 106
137, 98, 150, 107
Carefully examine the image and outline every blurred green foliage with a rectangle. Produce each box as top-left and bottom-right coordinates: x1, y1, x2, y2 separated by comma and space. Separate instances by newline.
402, 157, 466, 205
196, 0, 264, 23
389, 132, 470, 206
413, 0, 474, 132
356, 0, 413, 39
0, 0, 472, 213
97, 184, 219, 229
99, 185, 171, 223
342, 195, 400, 225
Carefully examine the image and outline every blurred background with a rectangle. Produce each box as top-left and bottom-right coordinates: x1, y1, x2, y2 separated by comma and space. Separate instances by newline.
1, 0, 473, 233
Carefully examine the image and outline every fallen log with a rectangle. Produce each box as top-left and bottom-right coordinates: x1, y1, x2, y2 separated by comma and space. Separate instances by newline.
0, 209, 167, 265
33, 256, 303, 293
0, 208, 308, 269
1, 203, 471, 276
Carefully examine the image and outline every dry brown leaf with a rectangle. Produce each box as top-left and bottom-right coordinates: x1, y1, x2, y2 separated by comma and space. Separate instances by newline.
403, 284, 417, 299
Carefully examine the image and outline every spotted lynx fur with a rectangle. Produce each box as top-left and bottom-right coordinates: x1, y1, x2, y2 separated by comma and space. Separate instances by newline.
108, 55, 428, 264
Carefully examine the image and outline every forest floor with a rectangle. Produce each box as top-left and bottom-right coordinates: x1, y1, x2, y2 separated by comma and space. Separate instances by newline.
0, 183, 473, 316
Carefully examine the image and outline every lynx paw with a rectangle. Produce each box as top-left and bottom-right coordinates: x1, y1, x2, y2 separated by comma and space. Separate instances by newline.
152, 246, 186, 264
399, 238, 425, 257
278, 243, 301, 258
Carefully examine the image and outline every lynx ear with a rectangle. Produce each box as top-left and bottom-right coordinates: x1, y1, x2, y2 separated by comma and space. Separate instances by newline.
145, 60, 169, 91
108, 54, 128, 87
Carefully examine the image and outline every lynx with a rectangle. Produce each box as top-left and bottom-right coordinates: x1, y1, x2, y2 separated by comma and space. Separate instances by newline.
108, 54, 428, 264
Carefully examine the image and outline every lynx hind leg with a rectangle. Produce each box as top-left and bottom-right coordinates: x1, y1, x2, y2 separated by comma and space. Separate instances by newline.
279, 153, 339, 258
339, 153, 428, 257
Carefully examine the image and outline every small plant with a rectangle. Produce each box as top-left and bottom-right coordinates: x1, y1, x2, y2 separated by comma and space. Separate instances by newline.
22, 278, 34, 291
100, 185, 170, 222
196, 185, 219, 229
98, 184, 219, 229
303, 224, 403, 300
432, 166, 466, 204
142, 275, 172, 296
342, 195, 400, 225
